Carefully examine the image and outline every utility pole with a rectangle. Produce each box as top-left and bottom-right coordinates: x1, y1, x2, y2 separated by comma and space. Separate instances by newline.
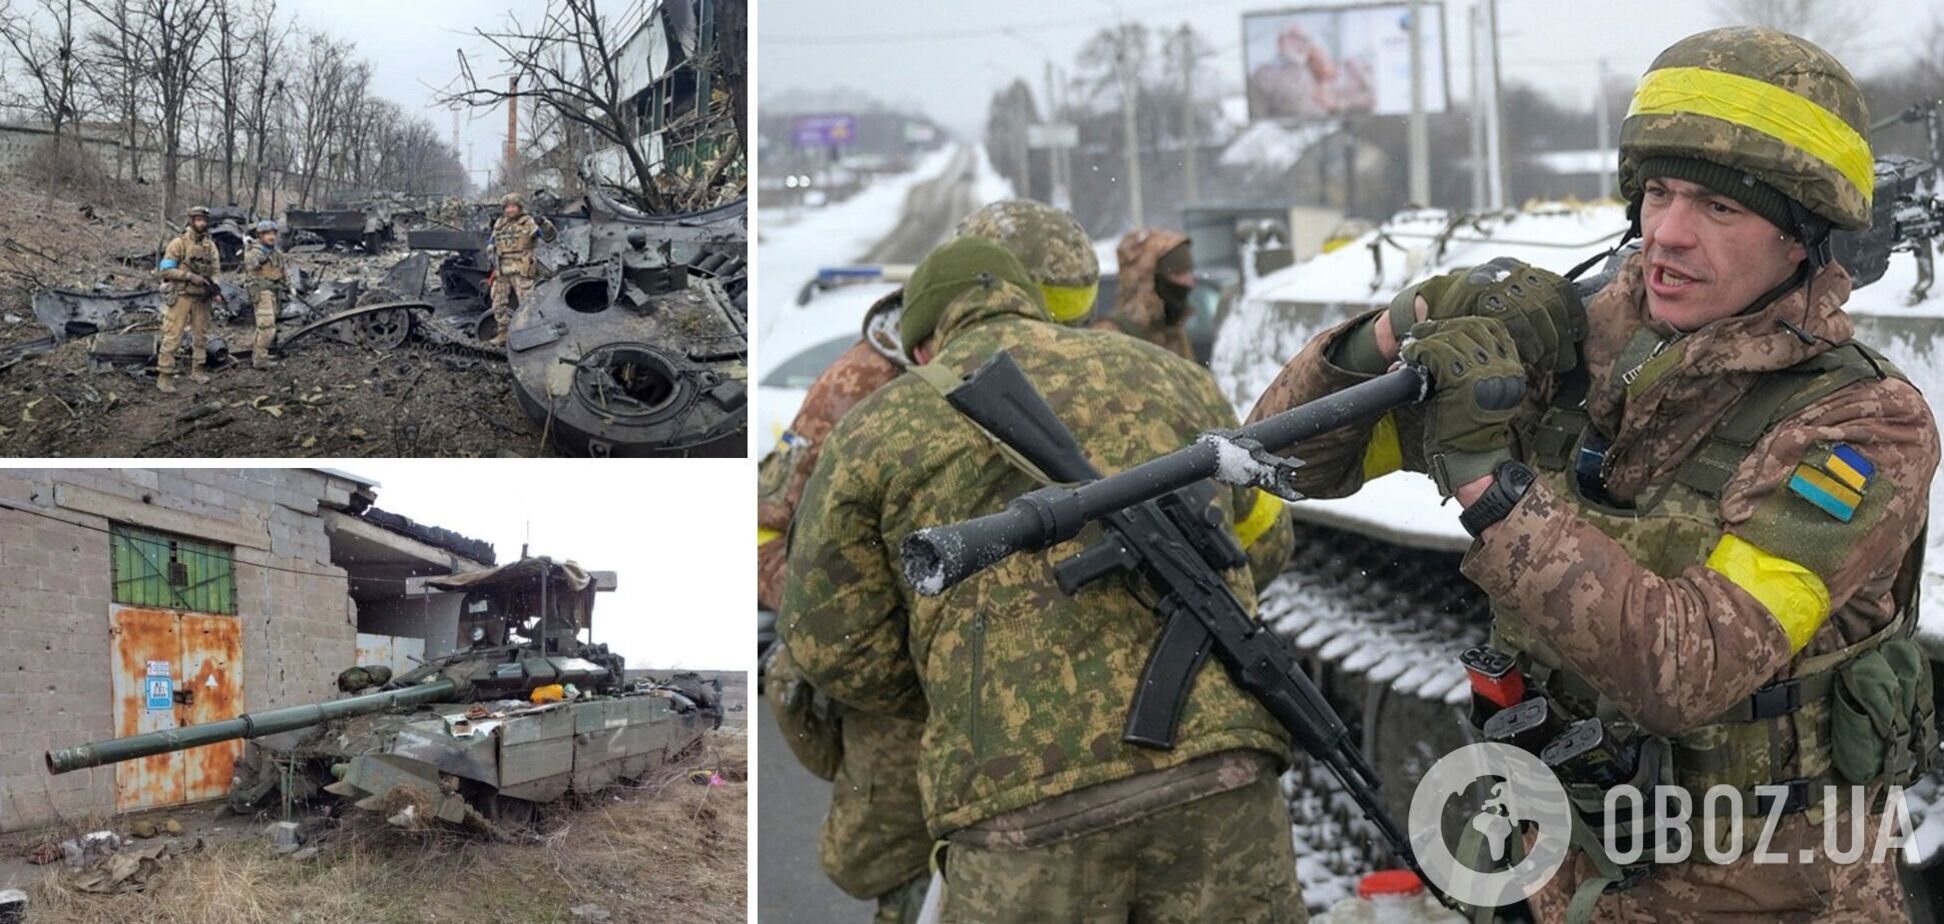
1594, 57, 1614, 198
1407, 0, 1429, 207
1046, 59, 1070, 208
1484, 0, 1507, 209
1117, 23, 1144, 228
1180, 24, 1200, 206
1467, 3, 1486, 210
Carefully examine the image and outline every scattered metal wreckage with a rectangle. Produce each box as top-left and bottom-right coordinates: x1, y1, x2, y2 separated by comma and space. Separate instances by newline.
11, 183, 748, 455
46, 557, 723, 832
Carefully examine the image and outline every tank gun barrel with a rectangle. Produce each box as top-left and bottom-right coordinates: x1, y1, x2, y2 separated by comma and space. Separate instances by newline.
46, 677, 460, 775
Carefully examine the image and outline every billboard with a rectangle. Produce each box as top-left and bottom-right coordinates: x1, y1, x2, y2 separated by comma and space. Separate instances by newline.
791, 114, 858, 148
1243, 3, 1448, 122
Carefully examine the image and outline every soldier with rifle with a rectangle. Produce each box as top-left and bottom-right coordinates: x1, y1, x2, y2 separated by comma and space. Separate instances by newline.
902, 26, 1937, 924
780, 235, 1306, 922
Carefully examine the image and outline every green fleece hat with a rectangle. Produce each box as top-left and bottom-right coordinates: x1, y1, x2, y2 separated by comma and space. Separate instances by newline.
898, 236, 1043, 360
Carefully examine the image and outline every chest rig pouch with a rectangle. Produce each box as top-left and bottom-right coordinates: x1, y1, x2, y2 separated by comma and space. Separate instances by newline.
1480, 339, 1929, 900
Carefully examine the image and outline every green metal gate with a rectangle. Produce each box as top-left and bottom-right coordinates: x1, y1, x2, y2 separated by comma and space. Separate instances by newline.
110, 524, 236, 615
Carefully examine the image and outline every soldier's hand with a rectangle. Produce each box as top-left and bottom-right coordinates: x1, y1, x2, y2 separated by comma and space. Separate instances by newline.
1399, 316, 1526, 498
1389, 257, 1585, 375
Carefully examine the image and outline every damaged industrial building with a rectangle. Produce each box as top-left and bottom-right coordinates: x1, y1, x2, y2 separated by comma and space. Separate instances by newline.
0, 468, 722, 839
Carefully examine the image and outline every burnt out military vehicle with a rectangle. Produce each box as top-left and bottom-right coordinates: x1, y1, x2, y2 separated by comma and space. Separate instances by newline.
46, 557, 722, 829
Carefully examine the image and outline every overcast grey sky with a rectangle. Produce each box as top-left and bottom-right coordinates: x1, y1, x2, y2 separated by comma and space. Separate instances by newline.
339, 461, 748, 672
287, 0, 555, 186
759, 0, 1931, 136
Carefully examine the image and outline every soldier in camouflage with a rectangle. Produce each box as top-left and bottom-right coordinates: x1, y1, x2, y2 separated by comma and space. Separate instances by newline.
766, 200, 1294, 923
155, 205, 225, 392
1250, 28, 1936, 922
781, 235, 1304, 923
241, 220, 286, 369
488, 192, 558, 346
1093, 227, 1197, 360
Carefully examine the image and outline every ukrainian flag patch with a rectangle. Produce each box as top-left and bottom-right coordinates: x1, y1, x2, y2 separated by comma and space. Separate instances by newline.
1788, 443, 1874, 522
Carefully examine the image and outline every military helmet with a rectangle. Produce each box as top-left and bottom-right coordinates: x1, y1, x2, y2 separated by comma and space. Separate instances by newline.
1618, 27, 1872, 231
954, 199, 1099, 323
502, 192, 525, 208
186, 205, 210, 219
253, 220, 278, 236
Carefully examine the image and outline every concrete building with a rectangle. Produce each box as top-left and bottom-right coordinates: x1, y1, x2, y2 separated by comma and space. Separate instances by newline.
0, 468, 499, 832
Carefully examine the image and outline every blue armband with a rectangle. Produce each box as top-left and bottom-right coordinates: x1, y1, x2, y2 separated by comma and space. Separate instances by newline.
159, 258, 179, 270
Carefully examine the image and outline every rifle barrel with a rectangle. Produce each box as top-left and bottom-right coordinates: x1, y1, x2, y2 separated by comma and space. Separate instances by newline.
903, 366, 1427, 595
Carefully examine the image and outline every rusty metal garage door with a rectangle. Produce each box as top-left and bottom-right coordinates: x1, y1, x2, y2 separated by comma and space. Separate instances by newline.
109, 606, 243, 811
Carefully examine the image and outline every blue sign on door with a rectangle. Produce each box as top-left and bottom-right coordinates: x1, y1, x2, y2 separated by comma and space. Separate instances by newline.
145, 677, 173, 711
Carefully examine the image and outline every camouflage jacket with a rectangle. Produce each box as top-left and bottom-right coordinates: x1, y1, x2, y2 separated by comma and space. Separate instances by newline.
758, 340, 903, 611
1093, 227, 1194, 359
780, 280, 1291, 836
159, 230, 220, 299
241, 243, 288, 297
1249, 252, 1938, 738
490, 213, 557, 277
763, 642, 930, 899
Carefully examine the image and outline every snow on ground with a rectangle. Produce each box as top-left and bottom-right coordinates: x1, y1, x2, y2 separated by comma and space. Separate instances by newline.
1213, 204, 1944, 641
754, 146, 964, 444
969, 143, 1016, 205
756, 145, 960, 353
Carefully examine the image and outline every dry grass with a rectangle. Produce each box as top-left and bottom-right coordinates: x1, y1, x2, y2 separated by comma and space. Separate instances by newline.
22, 729, 748, 924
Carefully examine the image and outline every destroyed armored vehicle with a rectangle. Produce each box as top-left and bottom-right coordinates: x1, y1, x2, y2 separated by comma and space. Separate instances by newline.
46, 558, 722, 829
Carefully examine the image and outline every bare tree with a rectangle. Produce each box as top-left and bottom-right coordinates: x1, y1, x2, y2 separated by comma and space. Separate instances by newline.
290, 33, 353, 206
133, 0, 216, 219
78, 0, 145, 180
240, 0, 288, 213
438, 0, 676, 213
207, 0, 246, 203
1711, 0, 1853, 58
0, 0, 86, 152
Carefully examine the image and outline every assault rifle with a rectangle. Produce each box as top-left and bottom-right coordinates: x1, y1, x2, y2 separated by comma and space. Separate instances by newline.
899, 352, 1444, 901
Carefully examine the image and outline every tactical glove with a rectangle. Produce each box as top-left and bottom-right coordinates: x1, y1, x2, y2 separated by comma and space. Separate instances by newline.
1388, 256, 1585, 374
1401, 316, 1527, 497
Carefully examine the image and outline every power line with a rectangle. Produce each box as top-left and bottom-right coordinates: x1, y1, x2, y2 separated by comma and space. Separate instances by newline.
0, 498, 423, 583
764, 0, 1256, 46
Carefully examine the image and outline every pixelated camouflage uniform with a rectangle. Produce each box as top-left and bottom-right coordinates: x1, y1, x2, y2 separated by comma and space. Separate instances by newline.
1249, 251, 1936, 921
763, 642, 932, 917
781, 278, 1303, 923
489, 211, 558, 340
758, 336, 904, 611
157, 227, 221, 378
1093, 227, 1194, 360
241, 240, 287, 365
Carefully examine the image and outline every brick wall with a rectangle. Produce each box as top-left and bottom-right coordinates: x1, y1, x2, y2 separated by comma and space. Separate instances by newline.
0, 469, 358, 833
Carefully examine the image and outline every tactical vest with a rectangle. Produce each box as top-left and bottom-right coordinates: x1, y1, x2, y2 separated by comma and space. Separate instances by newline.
169, 234, 219, 299
245, 246, 287, 299
492, 216, 541, 277
1492, 334, 1928, 869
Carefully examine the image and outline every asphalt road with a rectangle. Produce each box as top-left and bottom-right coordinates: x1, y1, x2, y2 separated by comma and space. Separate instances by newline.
860, 145, 980, 265
757, 701, 875, 923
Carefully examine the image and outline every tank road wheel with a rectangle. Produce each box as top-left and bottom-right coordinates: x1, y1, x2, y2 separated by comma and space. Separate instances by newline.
352, 306, 411, 350
483, 793, 538, 829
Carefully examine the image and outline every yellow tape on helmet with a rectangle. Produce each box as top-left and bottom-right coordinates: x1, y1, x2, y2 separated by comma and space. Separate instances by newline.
1040, 282, 1099, 323
1628, 66, 1873, 210
1705, 533, 1832, 654
1233, 489, 1284, 550
1361, 413, 1404, 482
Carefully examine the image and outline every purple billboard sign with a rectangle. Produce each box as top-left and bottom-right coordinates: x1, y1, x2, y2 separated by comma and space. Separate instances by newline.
792, 114, 858, 148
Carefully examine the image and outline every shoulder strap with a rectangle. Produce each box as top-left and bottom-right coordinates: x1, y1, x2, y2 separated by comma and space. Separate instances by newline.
909, 362, 1064, 487
1677, 342, 1906, 499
